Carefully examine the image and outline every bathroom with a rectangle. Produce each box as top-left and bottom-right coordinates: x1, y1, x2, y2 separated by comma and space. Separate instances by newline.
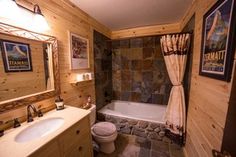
0, 0, 236, 157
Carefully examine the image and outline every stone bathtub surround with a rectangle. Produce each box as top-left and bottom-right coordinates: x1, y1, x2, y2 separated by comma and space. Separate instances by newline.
97, 113, 171, 143
112, 36, 172, 105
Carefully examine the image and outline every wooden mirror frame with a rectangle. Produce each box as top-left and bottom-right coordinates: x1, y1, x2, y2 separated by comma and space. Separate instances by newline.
0, 22, 60, 113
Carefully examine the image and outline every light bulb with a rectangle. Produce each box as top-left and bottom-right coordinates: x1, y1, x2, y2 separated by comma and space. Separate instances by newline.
33, 14, 50, 31
0, 0, 20, 20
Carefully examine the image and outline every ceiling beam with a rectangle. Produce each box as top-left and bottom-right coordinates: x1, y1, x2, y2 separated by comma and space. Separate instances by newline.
111, 22, 181, 39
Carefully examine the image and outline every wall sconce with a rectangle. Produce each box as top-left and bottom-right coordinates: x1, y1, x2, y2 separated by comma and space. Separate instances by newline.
0, 0, 50, 32
33, 5, 50, 31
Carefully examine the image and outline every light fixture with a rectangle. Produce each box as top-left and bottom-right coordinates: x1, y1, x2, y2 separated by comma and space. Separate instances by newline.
32, 4, 50, 31
0, 0, 20, 20
0, 1, 50, 32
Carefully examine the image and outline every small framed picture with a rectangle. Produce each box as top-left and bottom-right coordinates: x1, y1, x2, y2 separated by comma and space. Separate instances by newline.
200, 0, 236, 81
69, 32, 89, 70
1, 40, 32, 72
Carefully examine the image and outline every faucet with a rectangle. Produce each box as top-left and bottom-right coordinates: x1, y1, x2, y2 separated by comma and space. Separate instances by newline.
27, 104, 43, 122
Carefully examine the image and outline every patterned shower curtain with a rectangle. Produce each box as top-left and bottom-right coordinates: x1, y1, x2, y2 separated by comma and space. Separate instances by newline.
160, 33, 190, 144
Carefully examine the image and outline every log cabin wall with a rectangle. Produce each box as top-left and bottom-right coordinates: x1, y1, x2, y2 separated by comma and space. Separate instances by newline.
0, 0, 111, 123
0, 2, 235, 156
180, 0, 236, 156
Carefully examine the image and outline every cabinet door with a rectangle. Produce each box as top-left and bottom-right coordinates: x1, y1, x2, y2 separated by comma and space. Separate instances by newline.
64, 136, 92, 157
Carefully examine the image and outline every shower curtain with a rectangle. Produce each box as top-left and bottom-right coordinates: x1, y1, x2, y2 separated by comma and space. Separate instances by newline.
160, 33, 190, 144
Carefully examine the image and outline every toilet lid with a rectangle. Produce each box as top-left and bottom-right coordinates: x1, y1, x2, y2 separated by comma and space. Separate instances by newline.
92, 122, 116, 136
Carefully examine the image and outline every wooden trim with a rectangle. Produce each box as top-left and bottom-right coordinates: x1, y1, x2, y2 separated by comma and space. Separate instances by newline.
179, 0, 197, 31
221, 63, 236, 156
0, 22, 60, 113
111, 23, 181, 39
183, 148, 189, 157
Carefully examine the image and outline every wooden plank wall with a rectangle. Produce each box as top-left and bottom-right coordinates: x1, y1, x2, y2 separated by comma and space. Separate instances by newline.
0, 0, 111, 123
0, 33, 46, 102
0, 3, 235, 156
180, 0, 236, 156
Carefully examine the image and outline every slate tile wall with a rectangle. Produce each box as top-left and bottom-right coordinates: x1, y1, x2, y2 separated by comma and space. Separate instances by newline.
94, 31, 112, 110
112, 36, 171, 105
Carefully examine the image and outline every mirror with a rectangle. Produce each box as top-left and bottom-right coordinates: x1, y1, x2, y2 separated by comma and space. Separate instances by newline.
0, 22, 59, 113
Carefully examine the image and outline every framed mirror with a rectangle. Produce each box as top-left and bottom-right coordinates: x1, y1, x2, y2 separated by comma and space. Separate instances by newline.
0, 22, 60, 113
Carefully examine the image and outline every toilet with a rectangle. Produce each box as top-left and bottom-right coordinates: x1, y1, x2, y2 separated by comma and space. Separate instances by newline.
89, 105, 118, 154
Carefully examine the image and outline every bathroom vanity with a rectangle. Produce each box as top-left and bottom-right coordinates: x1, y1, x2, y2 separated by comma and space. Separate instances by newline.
0, 106, 93, 157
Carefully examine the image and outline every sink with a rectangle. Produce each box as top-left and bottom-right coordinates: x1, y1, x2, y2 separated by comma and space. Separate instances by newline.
15, 117, 64, 143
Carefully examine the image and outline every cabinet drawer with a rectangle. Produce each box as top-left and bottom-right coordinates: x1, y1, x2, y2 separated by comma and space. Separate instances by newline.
59, 116, 91, 153
64, 135, 92, 157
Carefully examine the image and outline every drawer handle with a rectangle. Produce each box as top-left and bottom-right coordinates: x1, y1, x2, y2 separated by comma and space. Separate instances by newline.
78, 146, 83, 151
76, 130, 80, 135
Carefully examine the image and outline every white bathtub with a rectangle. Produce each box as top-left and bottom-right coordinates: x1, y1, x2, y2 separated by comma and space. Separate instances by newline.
98, 100, 166, 124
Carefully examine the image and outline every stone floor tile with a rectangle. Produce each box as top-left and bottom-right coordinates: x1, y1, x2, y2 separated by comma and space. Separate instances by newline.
95, 134, 184, 157
151, 140, 170, 157
118, 144, 140, 157
139, 147, 150, 157
150, 150, 170, 157
169, 143, 185, 157
135, 136, 151, 149
151, 140, 169, 152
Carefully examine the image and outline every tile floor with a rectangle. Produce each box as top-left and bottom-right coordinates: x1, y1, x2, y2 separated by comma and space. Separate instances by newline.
95, 134, 184, 157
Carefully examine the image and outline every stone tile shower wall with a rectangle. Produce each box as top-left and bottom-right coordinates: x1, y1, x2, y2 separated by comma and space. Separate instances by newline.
112, 36, 171, 105
94, 31, 112, 110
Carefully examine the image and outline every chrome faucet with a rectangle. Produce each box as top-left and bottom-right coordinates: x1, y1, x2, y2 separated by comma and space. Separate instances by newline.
27, 104, 43, 122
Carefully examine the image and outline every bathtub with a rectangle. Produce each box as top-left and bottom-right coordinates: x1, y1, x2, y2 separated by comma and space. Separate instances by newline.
98, 100, 166, 124
97, 100, 168, 141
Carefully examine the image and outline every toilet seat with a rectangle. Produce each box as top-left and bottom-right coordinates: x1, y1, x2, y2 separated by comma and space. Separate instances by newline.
92, 122, 116, 137
92, 130, 117, 142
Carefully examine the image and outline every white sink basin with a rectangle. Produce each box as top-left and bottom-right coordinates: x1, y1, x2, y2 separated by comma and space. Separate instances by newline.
15, 117, 64, 143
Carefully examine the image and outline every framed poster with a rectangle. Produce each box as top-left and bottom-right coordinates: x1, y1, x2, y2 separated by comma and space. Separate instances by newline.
1, 40, 32, 72
69, 32, 89, 70
200, 0, 236, 81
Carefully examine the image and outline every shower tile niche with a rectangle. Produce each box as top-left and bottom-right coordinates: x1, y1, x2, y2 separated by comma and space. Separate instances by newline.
112, 36, 171, 105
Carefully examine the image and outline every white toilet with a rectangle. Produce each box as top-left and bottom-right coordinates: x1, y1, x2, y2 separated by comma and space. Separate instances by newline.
89, 105, 118, 154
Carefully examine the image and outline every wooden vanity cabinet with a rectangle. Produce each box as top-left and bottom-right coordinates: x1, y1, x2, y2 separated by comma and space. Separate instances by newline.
30, 139, 62, 157
64, 138, 92, 157
30, 116, 93, 157
60, 116, 93, 157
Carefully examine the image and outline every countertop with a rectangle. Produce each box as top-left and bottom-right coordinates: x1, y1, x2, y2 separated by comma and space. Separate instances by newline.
0, 106, 90, 157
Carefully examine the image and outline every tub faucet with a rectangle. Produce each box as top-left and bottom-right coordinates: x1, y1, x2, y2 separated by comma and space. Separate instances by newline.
27, 104, 43, 122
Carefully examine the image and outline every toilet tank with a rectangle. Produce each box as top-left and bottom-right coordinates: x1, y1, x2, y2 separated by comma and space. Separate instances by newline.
88, 104, 96, 126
